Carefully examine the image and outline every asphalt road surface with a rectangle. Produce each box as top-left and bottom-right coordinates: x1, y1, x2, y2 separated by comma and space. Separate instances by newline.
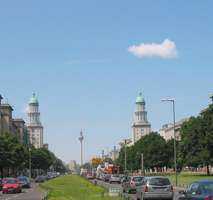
93, 179, 184, 200
0, 183, 43, 200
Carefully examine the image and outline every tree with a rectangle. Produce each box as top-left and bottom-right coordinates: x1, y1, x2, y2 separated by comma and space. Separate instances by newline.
180, 105, 213, 175
116, 132, 169, 172
0, 133, 28, 177
31, 148, 55, 171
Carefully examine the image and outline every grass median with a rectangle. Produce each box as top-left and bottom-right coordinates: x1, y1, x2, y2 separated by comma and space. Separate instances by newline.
166, 172, 213, 187
40, 175, 121, 200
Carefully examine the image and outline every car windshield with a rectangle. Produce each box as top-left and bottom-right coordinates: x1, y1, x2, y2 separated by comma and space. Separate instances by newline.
133, 177, 143, 182
201, 182, 213, 193
6, 179, 17, 184
149, 178, 170, 186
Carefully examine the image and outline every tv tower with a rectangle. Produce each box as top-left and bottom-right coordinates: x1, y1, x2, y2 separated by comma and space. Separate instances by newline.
78, 130, 84, 166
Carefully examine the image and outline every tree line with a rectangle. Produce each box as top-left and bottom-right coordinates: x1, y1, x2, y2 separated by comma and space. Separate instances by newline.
0, 133, 67, 178
115, 104, 213, 175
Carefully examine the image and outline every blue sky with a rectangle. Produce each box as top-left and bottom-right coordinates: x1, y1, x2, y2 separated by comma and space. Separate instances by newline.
0, 0, 212, 163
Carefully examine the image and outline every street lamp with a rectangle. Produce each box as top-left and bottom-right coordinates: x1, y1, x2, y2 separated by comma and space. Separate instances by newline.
161, 98, 177, 186
0, 94, 3, 134
124, 139, 127, 173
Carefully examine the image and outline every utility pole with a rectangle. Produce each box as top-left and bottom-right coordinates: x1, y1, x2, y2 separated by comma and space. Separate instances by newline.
78, 130, 84, 166
141, 153, 144, 175
0, 94, 2, 133
124, 139, 127, 173
162, 98, 177, 186
29, 147, 31, 180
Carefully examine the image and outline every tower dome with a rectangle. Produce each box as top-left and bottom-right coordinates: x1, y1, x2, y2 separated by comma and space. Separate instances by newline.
29, 93, 39, 104
136, 92, 145, 104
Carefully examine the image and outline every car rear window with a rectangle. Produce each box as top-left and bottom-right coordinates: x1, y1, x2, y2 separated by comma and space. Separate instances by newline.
133, 177, 143, 182
6, 179, 17, 184
149, 178, 170, 186
201, 182, 213, 193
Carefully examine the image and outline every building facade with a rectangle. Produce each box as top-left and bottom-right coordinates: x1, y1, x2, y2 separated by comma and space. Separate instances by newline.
68, 160, 77, 172
109, 146, 119, 161
132, 92, 151, 143
27, 93, 43, 148
0, 95, 29, 145
159, 118, 188, 141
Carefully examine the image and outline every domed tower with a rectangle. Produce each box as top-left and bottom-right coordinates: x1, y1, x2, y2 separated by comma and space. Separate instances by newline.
132, 92, 151, 143
27, 93, 43, 148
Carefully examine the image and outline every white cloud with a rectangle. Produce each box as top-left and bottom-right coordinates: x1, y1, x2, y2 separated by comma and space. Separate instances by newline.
128, 39, 178, 59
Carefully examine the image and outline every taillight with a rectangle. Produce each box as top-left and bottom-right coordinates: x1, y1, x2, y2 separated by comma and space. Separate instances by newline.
144, 185, 148, 192
204, 196, 212, 200
171, 185, 173, 192
130, 181, 135, 186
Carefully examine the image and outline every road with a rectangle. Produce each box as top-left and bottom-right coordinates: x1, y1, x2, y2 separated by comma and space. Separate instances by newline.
93, 179, 184, 200
0, 183, 43, 200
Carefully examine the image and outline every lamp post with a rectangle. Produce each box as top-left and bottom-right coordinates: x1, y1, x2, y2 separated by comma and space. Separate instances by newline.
0, 94, 3, 133
124, 139, 128, 174
162, 98, 177, 186
78, 130, 84, 166
29, 147, 31, 180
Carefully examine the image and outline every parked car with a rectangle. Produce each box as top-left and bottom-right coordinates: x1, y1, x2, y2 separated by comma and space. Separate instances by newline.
2, 178, 22, 194
0, 178, 2, 191
86, 173, 94, 180
178, 180, 213, 200
109, 174, 121, 184
17, 176, 31, 188
35, 175, 47, 183
123, 176, 144, 194
104, 174, 111, 182
136, 176, 173, 200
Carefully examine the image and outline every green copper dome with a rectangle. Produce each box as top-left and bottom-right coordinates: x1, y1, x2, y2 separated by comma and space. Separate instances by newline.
29, 93, 39, 104
136, 92, 145, 104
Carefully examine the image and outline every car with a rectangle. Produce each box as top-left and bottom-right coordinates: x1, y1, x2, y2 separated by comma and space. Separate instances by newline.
2, 178, 22, 194
109, 174, 121, 184
17, 176, 31, 188
86, 173, 94, 180
103, 174, 111, 182
0, 178, 2, 191
178, 180, 213, 200
136, 176, 173, 200
123, 176, 144, 194
35, 175, 47, 183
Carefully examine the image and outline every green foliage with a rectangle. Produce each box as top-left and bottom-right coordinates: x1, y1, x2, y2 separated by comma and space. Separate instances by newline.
0, 133, 29, 176
0, 132, 67, 177
31, 147, 55, 170
116, 132, 170, 171
180, 105, 213, 174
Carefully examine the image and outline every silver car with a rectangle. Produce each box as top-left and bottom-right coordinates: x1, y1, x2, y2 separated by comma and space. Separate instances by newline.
136, 176, 174, 200
109, 174, 121, 184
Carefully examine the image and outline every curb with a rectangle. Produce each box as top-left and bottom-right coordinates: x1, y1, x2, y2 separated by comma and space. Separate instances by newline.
42, 190, 49, 200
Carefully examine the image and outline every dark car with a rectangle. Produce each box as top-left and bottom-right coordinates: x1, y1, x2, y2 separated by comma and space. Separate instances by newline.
0, 178, 2, 190
104, 174, 111, 182
35, 175, 47, 183
178, 180, 213, 200
17, 176, 31, 188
